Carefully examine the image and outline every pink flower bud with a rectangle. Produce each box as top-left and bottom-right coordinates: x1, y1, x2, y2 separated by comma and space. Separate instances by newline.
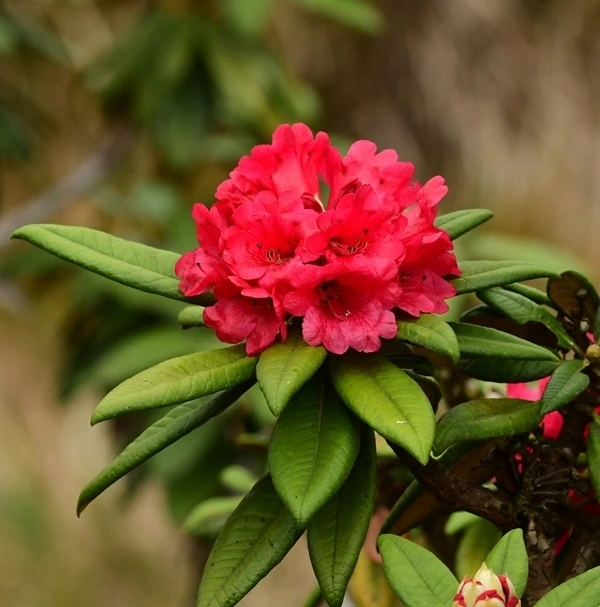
453, 563, 521, 607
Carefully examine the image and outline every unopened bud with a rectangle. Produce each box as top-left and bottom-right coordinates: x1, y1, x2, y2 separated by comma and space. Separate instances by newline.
453, 563, 521, 607
587, 343, 600, 363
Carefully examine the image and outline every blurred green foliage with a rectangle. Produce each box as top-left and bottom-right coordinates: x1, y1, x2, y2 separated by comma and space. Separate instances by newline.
0, 0, 383, 540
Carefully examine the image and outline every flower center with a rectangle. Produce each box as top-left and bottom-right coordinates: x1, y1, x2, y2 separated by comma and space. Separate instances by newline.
319, 281, 351, 318
329, 235, 369, 256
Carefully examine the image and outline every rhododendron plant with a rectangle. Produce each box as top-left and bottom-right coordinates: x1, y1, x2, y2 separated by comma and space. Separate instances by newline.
12, 125, 600, 607
175, 124, 459, 355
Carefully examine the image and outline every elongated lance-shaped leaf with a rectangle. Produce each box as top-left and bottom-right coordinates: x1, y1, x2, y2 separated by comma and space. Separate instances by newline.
588, 420, 600, 498
449, 322, 559, 361
505, 283, 554, 307
257, 328, 327, 416
77, 382, 251, 515
477, 287, 574, 349
396, 315, 460, 363
378, 535, 458, 607
451, 260, 557, 295
434, 398, 542, 455
178, 306, 206, 327
269, 372, 360, 525
307, 426, 377, 607
540, 360, 590, 415
11, 223, 213, 303
434, 208, 494, 240
330, 354, 435, 465
485, 529, 529, 596
459, 358, 560, 383
91, 345, 257, 424
533, 566, 600, 607
197, 475, 305, 607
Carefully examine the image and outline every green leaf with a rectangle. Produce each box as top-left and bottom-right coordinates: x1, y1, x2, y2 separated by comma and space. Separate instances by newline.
449, 323, 559, 361
269, 373, 360, 525
587, 420, 600, 498
485, 529, 529, 596
451, 260, 557, 295
11, 224, 210, 303
456, 519, 501, 579
547, 271, 600, 323
434, 208, 494, 240
91, 345, 257, 424
445, 511, 482, 535
77, 384, 249, 515
330, 354, 435, 465
197, 475, 305, 607
378, 535, 458, 607
184, 496, 243, 539
257, 328, 327, 416
540, 360, 590, 415
505, 283, 554, 307
459, 358, 559, 382
307, 426, 377, 607
434, 399, 542, 455
477, 287, 573, 349
290, 0, 383, 35
396, 315, 460, 363
534, 566, 600, 607
219, 465, 258, 494
179, 306, 206, 327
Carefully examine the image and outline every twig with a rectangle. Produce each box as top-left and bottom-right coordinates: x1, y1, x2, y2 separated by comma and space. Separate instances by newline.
0, 122, 131, 247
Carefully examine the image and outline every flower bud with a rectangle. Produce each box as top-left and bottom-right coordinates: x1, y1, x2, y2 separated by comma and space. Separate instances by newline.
453, 563, 521, 607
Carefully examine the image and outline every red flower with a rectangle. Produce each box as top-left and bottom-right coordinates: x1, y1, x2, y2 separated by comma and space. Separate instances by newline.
203, 285, 287, 357
175, 204, 227, 296
284, 258, 399, 354
176, 123, 460, 355
506, 378, 562, 439
222, 190, 316, 290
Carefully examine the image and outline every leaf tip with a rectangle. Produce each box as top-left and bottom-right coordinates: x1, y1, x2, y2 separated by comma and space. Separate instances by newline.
76, 498, 89, 517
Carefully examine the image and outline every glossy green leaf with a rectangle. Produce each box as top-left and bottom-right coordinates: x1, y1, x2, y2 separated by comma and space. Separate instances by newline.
534, 566, 600, 607
179, 306, 206, 327
588, 420, 600, 498
459, 358, 560, 382
257, 328, 327, 416
77, 383, 249, 515
485, 529, 529, 596
451, 260, 557, 295
547, 271, 599, 322
434, 399, 542, 454
540, 360, 590, 414
505, 283, 554, 307
91, 345, 257, 424
396, 315, 460, 363
197, 475, 304, 607
269, 373, 359, 525
434, 208, 494, 240
378, 535, 458, 607
477, 287, 573, 349
449, 323, 558, 361
184, 496, 243, 539
11, 224, 210, 303
307, 426, 377, 607
330, 354, 435, 464
445, 511, 482, 535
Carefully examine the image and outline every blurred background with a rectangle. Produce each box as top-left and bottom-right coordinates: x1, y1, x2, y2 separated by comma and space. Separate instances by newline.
1, 0, 599, 605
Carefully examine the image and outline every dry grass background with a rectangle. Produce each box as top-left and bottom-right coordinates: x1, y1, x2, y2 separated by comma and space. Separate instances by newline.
2, 0, 600, 605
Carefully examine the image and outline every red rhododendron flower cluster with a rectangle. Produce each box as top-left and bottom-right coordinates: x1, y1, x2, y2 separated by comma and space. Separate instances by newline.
176, 124, 460, 355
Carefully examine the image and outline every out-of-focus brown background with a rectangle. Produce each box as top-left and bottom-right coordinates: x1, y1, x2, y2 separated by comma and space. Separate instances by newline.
1, 1, 599, 605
